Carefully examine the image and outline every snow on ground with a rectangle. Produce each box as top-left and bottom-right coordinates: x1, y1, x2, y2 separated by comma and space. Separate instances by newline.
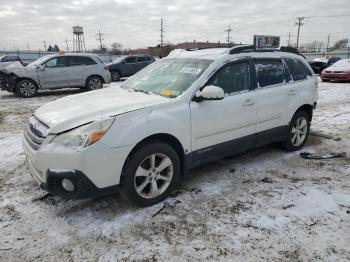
0, 81, 350, 261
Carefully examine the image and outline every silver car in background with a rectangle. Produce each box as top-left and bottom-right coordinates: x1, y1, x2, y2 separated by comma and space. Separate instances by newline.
0, 53, 111, 97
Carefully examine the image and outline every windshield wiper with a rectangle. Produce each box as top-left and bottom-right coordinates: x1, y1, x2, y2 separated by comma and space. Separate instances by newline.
133, 89, 150, 95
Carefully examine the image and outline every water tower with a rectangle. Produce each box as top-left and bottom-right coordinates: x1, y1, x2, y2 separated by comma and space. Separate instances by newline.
73, 25, 86, 52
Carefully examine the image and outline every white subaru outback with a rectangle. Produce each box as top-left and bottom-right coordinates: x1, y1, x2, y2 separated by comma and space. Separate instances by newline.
23, 45, 318, 206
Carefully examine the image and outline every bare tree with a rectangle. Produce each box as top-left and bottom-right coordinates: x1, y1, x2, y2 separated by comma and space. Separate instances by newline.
329, 38, 349, 52
111, 42, 123, 55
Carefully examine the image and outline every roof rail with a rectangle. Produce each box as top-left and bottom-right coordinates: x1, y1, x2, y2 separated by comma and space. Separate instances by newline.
228, 45, 305, 58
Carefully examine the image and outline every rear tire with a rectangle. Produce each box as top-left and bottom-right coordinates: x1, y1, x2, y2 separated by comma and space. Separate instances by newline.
120, 141, 180, 207
283, 111, 310, 151
111, 71, 120, 82
15, 79, 38, 98
85, 76, 103, 91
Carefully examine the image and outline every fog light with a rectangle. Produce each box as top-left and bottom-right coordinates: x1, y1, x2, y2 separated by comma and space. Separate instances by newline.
61, 178, 75, 192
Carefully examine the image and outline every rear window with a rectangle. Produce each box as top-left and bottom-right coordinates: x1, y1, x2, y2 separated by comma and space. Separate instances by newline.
1, 56, 20, 62
254, 60, 285, 87
286, 59, 312, 81
69, 56, 96, 66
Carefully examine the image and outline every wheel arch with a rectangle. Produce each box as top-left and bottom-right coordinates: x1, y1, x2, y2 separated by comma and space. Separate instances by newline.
15, 77, 39, 87
294, 104, 314, 122
122, 133, 187, 180
86, 74, 105, 85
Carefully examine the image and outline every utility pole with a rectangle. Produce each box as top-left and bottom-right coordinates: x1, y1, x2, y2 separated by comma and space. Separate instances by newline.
65, 38, 70, 52
96, 29, 104, 51
26, 42, 30, 51
295, 17, 304, 50
160, 18, 164, 46
43, 40, 47, 51
287, 32, 293, 46
225, 25, 232, 45
326, 34, 331, 52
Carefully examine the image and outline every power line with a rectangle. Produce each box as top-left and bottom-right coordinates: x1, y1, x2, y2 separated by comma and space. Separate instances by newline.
287, 32, 293, 46
160, 18, 164, 46
65, 38, 70, 52
225, 25, 232, 45
326, 34, 331, 52
295, 17, 305, 50
96, 29, 104, 51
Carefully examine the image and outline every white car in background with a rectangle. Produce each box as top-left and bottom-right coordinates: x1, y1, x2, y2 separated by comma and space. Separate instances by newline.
23, 45, 318, 206
0, 53, 111, 97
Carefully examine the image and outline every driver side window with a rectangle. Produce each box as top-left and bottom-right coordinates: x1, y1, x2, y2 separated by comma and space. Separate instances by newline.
207, 61, 251, 95
43, 57, 66, 68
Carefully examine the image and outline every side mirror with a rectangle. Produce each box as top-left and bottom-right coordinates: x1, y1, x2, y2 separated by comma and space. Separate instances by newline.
193, 85, 224, 102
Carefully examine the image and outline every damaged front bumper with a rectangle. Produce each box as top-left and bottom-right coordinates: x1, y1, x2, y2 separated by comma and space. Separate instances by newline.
0, 72, 16, 92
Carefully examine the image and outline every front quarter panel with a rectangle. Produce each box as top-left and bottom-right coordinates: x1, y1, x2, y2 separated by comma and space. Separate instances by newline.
101, 99, 191, 153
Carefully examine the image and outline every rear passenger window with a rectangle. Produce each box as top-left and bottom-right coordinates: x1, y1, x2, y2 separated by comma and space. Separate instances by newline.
286, 59, 312, 81
208, 62, 251, 95
137, 56, 146, 62
254, 60, 284, 88
125, 57, 137, 63
69, 56, 96, 66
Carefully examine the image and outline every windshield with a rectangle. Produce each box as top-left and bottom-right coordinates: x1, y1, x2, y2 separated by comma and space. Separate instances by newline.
112, 56, 127, 63
26, 56, 53, 68
122, 58, 212, 98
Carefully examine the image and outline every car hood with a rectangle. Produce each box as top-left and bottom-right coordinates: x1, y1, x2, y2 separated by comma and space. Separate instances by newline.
0, 61, 24, 74
34, 86, 170, 134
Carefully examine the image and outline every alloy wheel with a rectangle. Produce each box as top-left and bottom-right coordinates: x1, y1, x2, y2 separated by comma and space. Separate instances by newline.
19, 82, 36, 97
134, 153, 173, 199
88, 78, 102, 89
291, 117, 308, 147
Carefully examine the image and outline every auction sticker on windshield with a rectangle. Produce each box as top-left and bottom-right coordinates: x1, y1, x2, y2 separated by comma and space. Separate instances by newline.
180, 68, 202, 74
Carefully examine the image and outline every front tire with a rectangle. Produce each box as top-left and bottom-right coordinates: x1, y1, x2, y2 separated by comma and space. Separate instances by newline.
15, 79, 38, 98
284, 111, 310, 151
85, 76, 103, 91
120, 141, 180, 206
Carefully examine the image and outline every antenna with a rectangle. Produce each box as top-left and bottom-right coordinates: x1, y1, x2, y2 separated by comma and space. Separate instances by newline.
225, 25, 232, 45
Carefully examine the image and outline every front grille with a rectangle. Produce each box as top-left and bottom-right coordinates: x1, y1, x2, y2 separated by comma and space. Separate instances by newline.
24, 116, 48, 150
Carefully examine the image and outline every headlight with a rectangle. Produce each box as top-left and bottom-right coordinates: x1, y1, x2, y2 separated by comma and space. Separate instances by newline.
51, 117, 115, 148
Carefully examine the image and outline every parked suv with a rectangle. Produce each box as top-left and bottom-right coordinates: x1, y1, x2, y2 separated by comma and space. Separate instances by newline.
108, 54, 155, 81
0, 53, 111, 97
23, 46, 318, 206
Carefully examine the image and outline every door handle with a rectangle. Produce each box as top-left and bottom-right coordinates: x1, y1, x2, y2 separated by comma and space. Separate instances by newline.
288, 90, 296, 95
242, 99, 255, 106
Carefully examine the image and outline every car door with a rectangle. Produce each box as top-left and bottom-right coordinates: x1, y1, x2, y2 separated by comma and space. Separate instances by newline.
136, 56, 148, 71
122, 56, 138, 76
254, 58, 291, 145
190, 59, 258, 163
67, 56, 97, 86
38, 56, 69, 89
284, 57, 316, 119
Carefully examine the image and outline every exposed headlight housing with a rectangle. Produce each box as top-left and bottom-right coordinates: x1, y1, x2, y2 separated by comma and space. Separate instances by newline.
51, 117, 115, 149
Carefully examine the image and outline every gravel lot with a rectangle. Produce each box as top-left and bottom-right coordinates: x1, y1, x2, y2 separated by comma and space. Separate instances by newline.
0, 80, 350, 261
